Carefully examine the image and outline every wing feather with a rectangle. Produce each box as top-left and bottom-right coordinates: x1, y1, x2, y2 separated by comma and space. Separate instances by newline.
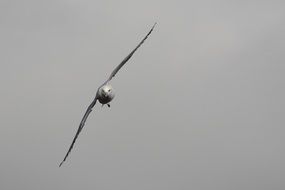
105, 23, 156, 84
59, 97, 98, 167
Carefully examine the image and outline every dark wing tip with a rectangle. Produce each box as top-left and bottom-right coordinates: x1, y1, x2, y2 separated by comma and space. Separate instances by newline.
150, 22, 157, 32
58, 146, 72, 167
59, 158, 67, 167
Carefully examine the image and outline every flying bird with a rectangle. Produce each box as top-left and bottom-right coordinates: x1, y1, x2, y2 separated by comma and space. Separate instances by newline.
59, 23, 156, 167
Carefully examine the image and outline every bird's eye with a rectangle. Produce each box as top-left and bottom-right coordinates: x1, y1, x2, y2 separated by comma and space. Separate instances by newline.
108, 89, 111, 92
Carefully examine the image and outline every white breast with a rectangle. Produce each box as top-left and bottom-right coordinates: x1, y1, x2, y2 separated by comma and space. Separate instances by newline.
98, 84, 115, 104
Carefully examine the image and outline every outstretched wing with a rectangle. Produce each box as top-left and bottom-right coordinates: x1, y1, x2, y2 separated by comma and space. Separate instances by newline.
59, 97, 98, 167
104, 23, 156, 84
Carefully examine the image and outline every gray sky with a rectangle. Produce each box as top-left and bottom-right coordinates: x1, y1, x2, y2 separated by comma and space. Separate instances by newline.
0, 0, 284, 189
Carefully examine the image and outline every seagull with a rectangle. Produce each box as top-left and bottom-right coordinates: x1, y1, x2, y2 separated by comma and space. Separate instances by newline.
59, 23, 156, 167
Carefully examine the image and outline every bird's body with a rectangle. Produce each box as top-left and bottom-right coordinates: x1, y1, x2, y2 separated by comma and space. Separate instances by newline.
97, 84, 115, 105
59, 23, 156, 167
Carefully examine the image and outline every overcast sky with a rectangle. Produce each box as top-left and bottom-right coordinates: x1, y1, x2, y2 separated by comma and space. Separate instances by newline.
0, 0, 284, 189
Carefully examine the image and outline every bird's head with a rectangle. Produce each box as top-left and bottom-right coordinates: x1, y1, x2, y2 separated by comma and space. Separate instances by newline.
101, 84, 113, 97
